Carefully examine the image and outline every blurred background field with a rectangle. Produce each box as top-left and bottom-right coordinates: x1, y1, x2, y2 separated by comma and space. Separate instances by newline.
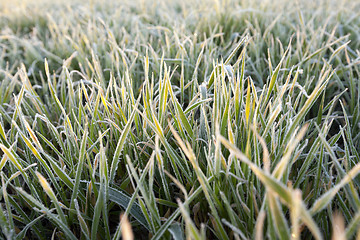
0, 0, 360, 239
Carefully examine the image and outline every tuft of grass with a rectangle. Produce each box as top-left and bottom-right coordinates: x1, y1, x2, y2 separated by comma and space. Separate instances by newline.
0, 0, 360, 239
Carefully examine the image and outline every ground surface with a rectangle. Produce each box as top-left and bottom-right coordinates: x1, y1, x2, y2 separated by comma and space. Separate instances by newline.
0, 0, 360, 239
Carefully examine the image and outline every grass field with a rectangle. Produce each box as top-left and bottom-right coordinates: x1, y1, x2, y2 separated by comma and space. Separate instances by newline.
0, 0, 360, 239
